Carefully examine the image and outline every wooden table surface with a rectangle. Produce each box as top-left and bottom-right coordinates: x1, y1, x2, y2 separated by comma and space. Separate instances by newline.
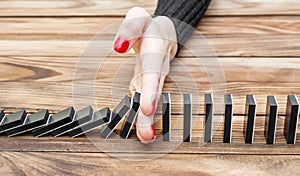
1, 0, 300, 175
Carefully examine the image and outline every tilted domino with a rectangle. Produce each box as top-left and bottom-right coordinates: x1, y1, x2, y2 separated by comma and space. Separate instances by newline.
100, 95, 131, 139
120, 92, 140, 139
6, 110, 49, 137
0, 110, 4, 122
32, 107, 75, 137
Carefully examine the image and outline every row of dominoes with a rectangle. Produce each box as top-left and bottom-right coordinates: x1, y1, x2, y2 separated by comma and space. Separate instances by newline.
0, 94, 134, 138
169, 93, 299, 145
0, 93, 299, 145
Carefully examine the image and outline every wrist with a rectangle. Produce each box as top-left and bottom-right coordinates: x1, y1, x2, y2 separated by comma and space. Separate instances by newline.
152, 16, 178, 59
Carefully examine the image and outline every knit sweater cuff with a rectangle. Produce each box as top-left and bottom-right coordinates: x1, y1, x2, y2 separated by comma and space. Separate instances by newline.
154, 0, 211, 57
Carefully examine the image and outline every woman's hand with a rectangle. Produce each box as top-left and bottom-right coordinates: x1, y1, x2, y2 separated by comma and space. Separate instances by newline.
113, 7, 178, 144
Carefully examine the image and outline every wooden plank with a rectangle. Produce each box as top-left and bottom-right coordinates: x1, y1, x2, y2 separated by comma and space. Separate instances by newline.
1, 81, 298, 115
0, 152, 299, 175
0, 17, 299, 57
0, 114, 300, 154
0, 0, 299, 16
0, 34, 299, 57
0, 16, 299, 37
0, 56, 300, 115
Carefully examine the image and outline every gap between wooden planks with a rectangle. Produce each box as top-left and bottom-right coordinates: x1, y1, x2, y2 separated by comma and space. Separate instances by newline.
0, 0, 300, 16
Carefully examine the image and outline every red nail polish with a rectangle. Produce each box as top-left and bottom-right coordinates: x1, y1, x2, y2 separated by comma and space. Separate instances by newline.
151, 125, 156, 139
114, 37, 129, 53
149, 100, 156, 116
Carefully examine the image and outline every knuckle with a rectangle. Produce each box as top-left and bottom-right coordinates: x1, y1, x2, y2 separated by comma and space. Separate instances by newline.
127, 7, 149, 16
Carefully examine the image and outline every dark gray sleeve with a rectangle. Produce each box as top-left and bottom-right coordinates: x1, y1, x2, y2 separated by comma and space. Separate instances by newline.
154, 0, 211, 56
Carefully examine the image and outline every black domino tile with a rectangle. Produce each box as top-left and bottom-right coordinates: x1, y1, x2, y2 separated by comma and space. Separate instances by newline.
223, 94, 233, 143
264, 96, 278, 144
183, 94, 192, 142
32, 107, 75, 137
6, 110, 49, 137
284, 95, 299, 144
244, 94, 256, 144
162, 93, 171, 141
120, 92, 140, 139
0, 109, 27, 132
52, 106, 93, 137
69, 107, 111, 138
0, 110, 4, 123
101, 95, 131, 139
205, 94, 213, 143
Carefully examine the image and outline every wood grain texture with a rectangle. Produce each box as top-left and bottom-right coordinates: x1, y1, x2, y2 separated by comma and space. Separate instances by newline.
1, 152, 300, 176
0, 16, 299, 37
0, 17, 299, 57
1, 0, 300, 174
0, 0, 300, 16
1, 34, 299, 57
1, 57, 300, 115
0, 114, 300, 154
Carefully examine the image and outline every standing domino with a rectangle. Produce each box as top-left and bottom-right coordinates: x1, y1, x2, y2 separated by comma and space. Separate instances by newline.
244, 95, 256, 144
205, 94, 213, 143
162, 93, 171, 141
183, 94, 192, 142
284, 95, 299, 144
265, 96, 278, 144
224, 94, 233, 143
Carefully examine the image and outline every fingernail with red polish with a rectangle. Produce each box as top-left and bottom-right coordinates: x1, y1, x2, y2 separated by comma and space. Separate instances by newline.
148, 100, 156, 116
114, 37, 129, 53
151, 125, 156, 139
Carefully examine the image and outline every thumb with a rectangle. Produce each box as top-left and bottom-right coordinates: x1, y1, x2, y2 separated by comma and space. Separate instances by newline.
114, 7, 152, 53
136, 71, 160, 143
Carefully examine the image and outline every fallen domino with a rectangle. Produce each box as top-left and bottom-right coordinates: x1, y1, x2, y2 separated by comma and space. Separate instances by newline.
0, 109, 27, 133
52, 106, 93, 137
69, 107, 111, 138
6, 110, 49, 137
32, 107, 75, 137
